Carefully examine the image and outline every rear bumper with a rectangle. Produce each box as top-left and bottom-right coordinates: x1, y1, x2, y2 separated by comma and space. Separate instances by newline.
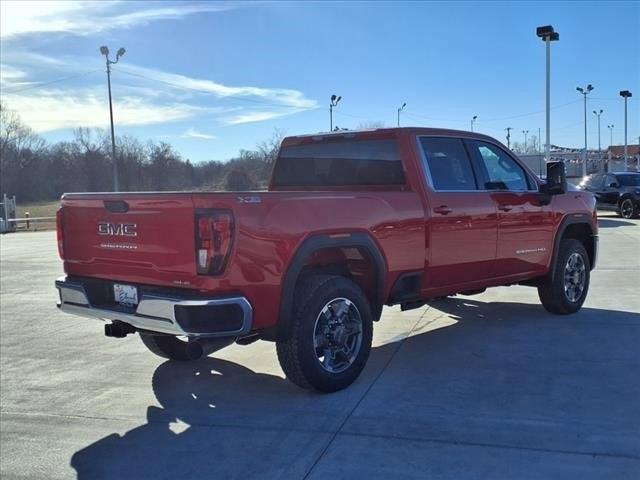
55, 276, 252, 338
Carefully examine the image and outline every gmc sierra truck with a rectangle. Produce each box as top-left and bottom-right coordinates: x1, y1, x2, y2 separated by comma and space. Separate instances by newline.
56, 128, 598, 392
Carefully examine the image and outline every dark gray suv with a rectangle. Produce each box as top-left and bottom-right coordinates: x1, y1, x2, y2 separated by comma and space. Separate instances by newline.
578, 172, 640, 219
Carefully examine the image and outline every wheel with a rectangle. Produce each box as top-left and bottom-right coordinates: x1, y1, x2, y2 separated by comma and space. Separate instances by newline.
619, 198, 638, 219
538, 239, 590, 314
276, 275, 373, 393
139, 333, 193, 361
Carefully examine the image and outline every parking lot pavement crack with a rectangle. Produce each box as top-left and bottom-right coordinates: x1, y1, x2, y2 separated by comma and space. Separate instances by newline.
301, 314, 426, 479
0, 410, 336, 437
339, 430, 640, 461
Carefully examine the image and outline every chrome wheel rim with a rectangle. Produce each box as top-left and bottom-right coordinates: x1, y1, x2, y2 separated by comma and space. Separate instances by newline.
621, 199, 634, 219
313, 297, 363, 374
564, 252, 586, 303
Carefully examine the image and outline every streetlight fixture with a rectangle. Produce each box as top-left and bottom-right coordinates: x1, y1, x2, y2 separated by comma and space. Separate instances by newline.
470, 115, 477, 132
536, 25, 559, 163
522, 130, 529, 152
329, 94, 341, 132
607, 124, 614, 147
593, 109, 603, 170
100, 45, 126, 192
397, 102, 406, 128
576, 84, 594, 177
620, 90, 632, 169
505, 127, 513, 149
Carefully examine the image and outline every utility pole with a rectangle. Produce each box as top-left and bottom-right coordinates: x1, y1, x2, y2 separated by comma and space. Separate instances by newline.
620, 90, 632, 170
538, 127, 541, 153
100, 45, 126, 192
522, 130, 529, 152
593, 109, 603, 170
536, 25, 559, 164
505, 127, 513, 149
397, 102, 406, 128
329, 94, 341, 132
538, 126, 542, 176
470, 115, 477, 132
577, 84, 594, 177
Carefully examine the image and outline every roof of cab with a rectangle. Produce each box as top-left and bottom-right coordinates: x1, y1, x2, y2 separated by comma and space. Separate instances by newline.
281, 127, 500, 147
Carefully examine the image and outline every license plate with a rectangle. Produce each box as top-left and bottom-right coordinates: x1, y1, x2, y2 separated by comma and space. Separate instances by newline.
114, 283, 138, 306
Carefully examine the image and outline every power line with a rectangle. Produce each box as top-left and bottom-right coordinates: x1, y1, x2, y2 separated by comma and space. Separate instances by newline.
1, 69, 101, 94
404, 99, 582, 125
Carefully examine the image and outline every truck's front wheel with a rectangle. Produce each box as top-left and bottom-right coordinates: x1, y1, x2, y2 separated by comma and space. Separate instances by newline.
276, 275, 373, 393
538, 239, 590, 314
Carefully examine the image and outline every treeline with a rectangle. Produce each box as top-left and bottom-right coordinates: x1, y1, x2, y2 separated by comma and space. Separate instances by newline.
0, 102, 281, 202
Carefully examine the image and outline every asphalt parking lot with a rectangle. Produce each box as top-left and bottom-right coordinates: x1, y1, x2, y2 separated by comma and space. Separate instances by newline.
1, 212, 639, 479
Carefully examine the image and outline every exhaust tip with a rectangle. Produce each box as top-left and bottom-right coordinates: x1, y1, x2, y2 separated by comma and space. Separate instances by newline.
185, 337, 235, 360
185, 342, 205, 361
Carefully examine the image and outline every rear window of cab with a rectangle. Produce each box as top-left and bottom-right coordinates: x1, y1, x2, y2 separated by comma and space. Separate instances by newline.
272, 139, 405, 187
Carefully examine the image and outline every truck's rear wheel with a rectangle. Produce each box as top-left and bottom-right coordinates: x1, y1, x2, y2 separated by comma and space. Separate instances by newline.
139, 333, 193, 361
276, 275, 373, 393
538, 239, 590, 314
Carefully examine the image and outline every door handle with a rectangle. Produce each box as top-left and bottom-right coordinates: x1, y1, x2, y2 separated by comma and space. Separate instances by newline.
433, 205, 453, 215
498, 205, 513, 212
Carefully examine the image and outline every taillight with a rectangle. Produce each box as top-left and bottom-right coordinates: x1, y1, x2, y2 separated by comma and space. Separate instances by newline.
56, 208, 65, 260
195, 210, 234, 275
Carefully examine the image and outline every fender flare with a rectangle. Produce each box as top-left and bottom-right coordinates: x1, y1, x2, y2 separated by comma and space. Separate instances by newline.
277, 232, 386, 339
549, 215, 596, 282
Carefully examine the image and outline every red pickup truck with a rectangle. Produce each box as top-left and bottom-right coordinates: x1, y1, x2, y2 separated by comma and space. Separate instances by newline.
56, 128, 598, 392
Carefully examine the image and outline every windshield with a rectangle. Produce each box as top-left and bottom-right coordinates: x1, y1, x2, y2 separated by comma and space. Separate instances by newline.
616, 174, 640, 186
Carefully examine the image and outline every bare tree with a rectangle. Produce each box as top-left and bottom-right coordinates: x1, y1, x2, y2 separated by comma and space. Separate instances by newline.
0, 102, 45, 156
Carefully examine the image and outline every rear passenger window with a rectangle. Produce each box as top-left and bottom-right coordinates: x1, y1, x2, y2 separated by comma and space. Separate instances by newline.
418, 137, 478, 191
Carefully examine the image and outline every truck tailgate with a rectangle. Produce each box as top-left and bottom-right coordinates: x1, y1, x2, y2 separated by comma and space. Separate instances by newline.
61, 194, 197, 285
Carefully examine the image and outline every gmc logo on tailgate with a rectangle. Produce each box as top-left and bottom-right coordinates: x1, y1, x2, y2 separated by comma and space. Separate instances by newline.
98, 222, 137, 237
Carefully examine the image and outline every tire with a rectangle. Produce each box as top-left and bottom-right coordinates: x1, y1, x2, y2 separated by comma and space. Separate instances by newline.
619, 198, 638, 219
276, 275, 373, 393
538, 239, 590, 314
139, 333, 193, 361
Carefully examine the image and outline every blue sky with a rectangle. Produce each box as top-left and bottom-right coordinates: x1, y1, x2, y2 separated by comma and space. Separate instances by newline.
1, 1, 639, 162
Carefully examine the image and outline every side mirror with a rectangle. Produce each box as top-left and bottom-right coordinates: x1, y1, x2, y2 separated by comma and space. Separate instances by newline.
543, 161, 567, 195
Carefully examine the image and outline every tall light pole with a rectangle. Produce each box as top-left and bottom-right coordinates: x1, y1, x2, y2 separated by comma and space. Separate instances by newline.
593, 109, 603, 170
470, 115, 477, 132
620, 90, 632, 170
607, 124, 614, 147
522, 130, 529, 152
397, 102, 406, 127
329, 94, 341, 132
505, 127, 513, 149
100, 45, 126, 192
536, 25, 559, 164
577, 84, 594, 177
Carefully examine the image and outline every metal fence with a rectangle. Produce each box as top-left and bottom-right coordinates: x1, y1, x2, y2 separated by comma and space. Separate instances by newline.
0, 194, 17, 233
1, 194, 55, 233
519, 153, 639, 178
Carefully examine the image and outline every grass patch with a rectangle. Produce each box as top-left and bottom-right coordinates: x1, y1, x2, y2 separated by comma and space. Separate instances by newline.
16, 201, 60, 219
12, 201, 59, 231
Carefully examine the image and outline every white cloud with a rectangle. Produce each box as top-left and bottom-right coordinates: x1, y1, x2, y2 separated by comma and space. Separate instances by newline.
182, 128, 216, 140
2, 90, 205, 132
225, 110, 296, 125
118, 64, 317, 110
0, 1, 233, 38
